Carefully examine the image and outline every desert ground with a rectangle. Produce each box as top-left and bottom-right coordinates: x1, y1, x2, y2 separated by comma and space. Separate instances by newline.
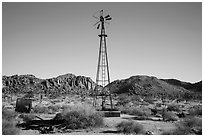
2, 94, 202, 135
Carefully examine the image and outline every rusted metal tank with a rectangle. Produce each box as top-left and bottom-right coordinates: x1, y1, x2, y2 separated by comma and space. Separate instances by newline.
15, 98, 32, 113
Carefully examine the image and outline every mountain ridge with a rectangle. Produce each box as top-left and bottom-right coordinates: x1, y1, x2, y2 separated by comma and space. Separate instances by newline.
2, 73, 96, 96
2, 74, 202, 99
160, 79, 202, 93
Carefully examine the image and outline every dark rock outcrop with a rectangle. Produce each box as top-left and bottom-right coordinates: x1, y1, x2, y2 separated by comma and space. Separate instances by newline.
2, 73, 96, 96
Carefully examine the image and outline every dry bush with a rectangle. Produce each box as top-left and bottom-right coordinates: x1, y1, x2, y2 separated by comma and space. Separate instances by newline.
2, 108, 17, 120
2, 109, 20, 135
33, 105, 49, 114
116, 120, 145, 134
19, 113, 36, 122
162, 111, 179, 121
181, 116, 202, 134
33, 104, 61, 114
48, 105, 61, 114
167, 103, 181, 112
188, 105, 202, 116
117, 94, 131, 106
2, 119, 20, 135
143, 97, 155, 104
54, 103, 103, 129
120, 106, 151, 119
162, 116, 202, 135
61, 104, 69, 110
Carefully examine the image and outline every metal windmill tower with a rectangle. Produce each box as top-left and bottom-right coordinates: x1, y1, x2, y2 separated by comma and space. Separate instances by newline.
93, 10, 113, 110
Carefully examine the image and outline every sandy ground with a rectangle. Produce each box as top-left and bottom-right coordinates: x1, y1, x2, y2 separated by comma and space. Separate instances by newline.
5, 96, 198, 135
20, 114, 176, 135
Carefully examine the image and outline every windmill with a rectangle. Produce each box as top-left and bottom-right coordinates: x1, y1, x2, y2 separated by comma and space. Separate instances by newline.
93, 10, 113, 111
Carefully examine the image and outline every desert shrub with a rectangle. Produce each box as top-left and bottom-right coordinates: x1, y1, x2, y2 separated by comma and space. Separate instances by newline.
116, 120, 145, 134
88, 112, 104, 127
121, 106, 151, 119
119, 106, 129, 114
157, 107, 167, 115
188, 105, 202, 116
129, 107, 144, 116
2, 108, 17, 120
117, 94, 131, 106
162, 111, 179, 121
63, 111, 88, 129
167, 103, 180, 112
162, 116, 202, 135
143, 97, 154, 104
48, 105, 61, 114
19, 113, 36, 122
61, 104, 69, 110
130, 95, 142, 103
156, 103, 162, 107
55, 103, 103, 129
133, 107, 151, 117
2, 109, 20, 135
33, 105, 49, 114
182, 116, 202, 130
2, 119, 20, 135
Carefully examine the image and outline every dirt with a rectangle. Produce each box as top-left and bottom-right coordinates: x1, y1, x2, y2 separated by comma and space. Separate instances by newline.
4, 95, 200, 135
18, 114, 176, 135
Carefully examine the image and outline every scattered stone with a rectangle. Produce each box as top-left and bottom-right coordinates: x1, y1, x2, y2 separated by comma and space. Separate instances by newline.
146, 130, 154, 135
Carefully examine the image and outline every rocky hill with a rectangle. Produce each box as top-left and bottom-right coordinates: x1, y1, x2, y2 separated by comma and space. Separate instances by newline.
107, 75, 202, 100
2, 74, 201, 100
2, 73, 96, 96
161, 79, 202, 93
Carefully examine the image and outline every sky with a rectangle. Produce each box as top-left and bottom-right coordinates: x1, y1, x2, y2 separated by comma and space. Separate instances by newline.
2, 2, 202, 83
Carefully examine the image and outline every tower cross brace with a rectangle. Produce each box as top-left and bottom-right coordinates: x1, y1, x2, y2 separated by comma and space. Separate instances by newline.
94, 10, 113, 110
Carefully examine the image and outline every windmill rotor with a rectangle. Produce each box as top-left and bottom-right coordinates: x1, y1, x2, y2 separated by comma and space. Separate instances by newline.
104, 14, 110, 19
93, 10, 112, 30
105, 17, 112, 21
92, 9, 114, 111
97, 24, 100, 29
93, 21, 100, 26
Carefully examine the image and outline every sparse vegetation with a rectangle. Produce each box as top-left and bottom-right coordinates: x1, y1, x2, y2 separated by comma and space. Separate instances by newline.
162, 116, 202, 135
33, 105, 49, 114
117, 94, 131, 106
2, 74, 202, 135
120, 106, 151, 119
2, 119, 20, 135
32, 104, 61, 114
48, 104, 61, 114
143, 97, 155, 104
19, 113, 36, 122
54, 103, 104, 129
2, 109, 20, 135
188, 105, 202, 116
116, 120, 145, 134
162, 111, 179, 121
2, 108, 18, 120
167, 103, 180, 112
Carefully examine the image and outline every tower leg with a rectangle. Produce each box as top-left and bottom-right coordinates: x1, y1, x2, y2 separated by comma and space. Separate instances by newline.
109, 94, 113, 110
102, 96, 106, 110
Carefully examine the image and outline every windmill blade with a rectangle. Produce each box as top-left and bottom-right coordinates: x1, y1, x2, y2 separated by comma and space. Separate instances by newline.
97, 24, 100, 29
93, 21, 100, 26
93, 15, 100, 20
105, 17, 112, 21
104, 15, 110, 19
